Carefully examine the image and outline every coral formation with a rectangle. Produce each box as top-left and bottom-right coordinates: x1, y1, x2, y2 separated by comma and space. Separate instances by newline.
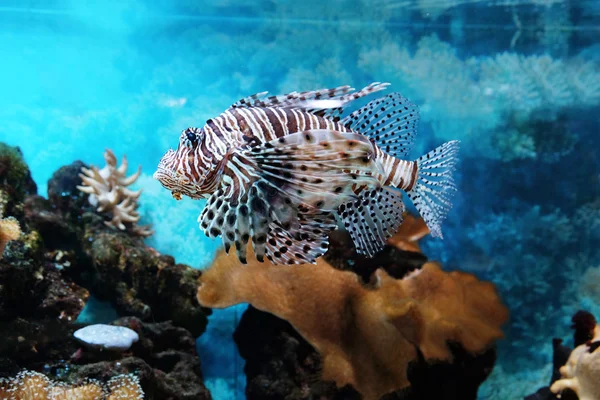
387, 213, 430, 253
69, 317, 212, 400
0, 148, 211, 399
551, 325, 600, 400
0, 370, 142, 400
74, 324, 139, 351
235, 305, 498, 400
323, 214, 428, 282
197, 246, 508, 399
0, 215, 20, 259
1, 3, 598, 399
77, 149, 152, 237
523, 311, 600, 400
106, 374, 144, 399
23, 160, 211, 337
0, 143, 37, 220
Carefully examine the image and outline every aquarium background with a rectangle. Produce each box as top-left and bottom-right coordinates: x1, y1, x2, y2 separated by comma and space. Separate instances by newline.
1, 0, 599, 398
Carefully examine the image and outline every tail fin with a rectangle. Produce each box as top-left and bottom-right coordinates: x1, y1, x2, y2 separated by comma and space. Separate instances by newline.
406, 140, 460, 238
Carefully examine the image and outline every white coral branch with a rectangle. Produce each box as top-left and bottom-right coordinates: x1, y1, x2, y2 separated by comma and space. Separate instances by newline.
78, 149, 152, 237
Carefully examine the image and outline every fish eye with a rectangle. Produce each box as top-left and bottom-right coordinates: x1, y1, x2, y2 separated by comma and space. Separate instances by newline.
181, 127, 203, 149
186, 130, 196, 143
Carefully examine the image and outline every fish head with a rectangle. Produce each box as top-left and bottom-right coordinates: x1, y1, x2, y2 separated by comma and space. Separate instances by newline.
153, 127, 210, 200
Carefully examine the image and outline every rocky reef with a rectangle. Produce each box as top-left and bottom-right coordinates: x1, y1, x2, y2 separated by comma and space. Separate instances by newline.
1, 140, 521, 399
0, 143, 211, 399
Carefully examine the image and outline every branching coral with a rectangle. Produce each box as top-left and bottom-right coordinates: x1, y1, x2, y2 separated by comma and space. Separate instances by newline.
0, 370, 143, 400
197, 248, 508, 400
551, 325, 600, 400
77, 149, 153, 237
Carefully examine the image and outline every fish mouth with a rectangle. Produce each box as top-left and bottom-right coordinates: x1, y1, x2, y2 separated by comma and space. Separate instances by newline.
172, 191, 182, 200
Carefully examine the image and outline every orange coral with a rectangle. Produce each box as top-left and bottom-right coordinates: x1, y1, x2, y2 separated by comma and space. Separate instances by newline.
8, 371, 50, 399
197, 248, 508, 400
0, 370, 143, 400
388, 213, 430, 253
0, 216, 21, 258
106, 374, 144, 400
0, 377, 12, 400
50, 381, 106, 399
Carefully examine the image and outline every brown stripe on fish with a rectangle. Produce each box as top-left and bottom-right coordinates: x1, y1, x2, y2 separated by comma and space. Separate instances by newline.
238, 108, 267, 142
275, 108, 290, 136
284, 108, 298, 134
254, 108, 278, 141
388, 159, 418, 191
259, 108, 283, 139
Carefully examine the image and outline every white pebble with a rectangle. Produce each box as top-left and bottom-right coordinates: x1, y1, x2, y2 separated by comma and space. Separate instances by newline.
74, 324, 139, 351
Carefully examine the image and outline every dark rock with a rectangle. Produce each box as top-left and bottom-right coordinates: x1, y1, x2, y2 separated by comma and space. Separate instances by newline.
551, 339, 572, 385
383, 343, 496, 400
0, 226, 87, 324
66, 318, 212, 400
21, 161, 211, 337
24, 195, 81, 251
81, 225, 210, 336
1, 317, 212, 399
0, 147, 212, 398
47, 160, 90, 219
0, 143, 37, 220
0, 318, 80, 375
571, 310, 597, 347
234, 306, 361, 400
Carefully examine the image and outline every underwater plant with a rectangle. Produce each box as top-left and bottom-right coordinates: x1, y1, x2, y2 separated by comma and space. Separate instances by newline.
77, 149, 153, 237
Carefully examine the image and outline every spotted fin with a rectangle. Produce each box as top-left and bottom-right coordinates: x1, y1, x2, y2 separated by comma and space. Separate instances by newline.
338, 187, 405, 257
199, 179, 302, 264
199, 187, 251, 263
341, 93, 420, 158
265, 210, 337, 265
243, 129, 381, 211
407, 140, 459, 239
229, 82, 390, 121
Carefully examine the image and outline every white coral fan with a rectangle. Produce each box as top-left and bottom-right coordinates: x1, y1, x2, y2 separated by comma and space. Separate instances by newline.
551, 325, 600, 400
77, 149, 153, 237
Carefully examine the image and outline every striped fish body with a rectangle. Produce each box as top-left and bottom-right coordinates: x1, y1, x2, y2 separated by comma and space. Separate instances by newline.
154, 83, 459, 265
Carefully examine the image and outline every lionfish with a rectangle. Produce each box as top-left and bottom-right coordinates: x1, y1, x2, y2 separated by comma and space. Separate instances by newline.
154, 83, 459, 265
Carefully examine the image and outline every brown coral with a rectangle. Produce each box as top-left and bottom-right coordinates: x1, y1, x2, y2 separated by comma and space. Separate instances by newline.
77, 149, 153, 237
197, 248, 508, 400
0, 215, 20, 258
551, 325, 600, 400
388, 213, 430, 253
0, 370, 143, 400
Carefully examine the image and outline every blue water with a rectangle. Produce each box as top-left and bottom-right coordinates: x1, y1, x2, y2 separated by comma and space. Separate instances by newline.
2, 1, 599, 399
